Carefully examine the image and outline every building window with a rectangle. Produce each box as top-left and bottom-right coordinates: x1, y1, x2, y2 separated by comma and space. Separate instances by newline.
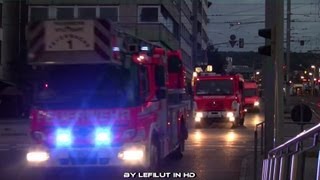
56, 7, 74, 20
0, 41, 2, 65
0, 4, 2, 27
78, 7, 96, 19
29, 7, 49, 21
160, 6, 174, 33
138, 6, 159, 22
99, 7, 119, 22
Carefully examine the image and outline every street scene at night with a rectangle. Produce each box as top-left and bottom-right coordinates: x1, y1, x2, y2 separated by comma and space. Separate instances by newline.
0, 0, 320, 180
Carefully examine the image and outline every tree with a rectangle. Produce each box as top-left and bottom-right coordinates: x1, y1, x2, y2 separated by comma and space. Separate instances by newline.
207, 44, 226, 74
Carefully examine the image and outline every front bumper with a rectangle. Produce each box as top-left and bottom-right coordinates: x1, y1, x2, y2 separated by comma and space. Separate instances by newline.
194, 111, 237, 123
26, 143, 147, 168
244, 104, 260, 112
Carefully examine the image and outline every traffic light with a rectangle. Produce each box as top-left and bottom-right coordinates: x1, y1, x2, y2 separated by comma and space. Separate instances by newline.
239, 38, 244, 48
258, 28, 271, 56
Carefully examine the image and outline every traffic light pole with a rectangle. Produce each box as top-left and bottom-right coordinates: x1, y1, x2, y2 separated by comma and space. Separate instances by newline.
286, 0, 291, 102
263, 0, 284, 154
263, 0, 275, 155
274, 0, 284, 146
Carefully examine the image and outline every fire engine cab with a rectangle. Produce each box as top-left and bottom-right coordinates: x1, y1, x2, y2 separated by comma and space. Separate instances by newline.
25, 19, 190, 170
243, 81, 260, 112
192, 66, 246, 128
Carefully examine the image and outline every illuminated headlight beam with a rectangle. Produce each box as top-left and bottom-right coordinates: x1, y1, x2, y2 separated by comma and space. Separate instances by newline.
254, 101, 260, 106
118, 149, 144, 161
26, 151, 49, 162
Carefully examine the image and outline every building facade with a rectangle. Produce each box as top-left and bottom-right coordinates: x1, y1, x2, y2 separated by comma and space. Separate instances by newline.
1, 0, 209, 82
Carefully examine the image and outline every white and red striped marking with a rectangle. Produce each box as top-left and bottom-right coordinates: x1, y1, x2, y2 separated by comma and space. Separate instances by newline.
27, 19, 115, 63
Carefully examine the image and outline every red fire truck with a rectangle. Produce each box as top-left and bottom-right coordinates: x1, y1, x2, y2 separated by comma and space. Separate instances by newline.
193, 69, 246, 128
25, 19, 190, 170
243, 81, 260, 112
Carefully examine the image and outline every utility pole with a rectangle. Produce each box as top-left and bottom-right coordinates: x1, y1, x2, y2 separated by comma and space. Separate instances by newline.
192, 0, 198, 67
2, 0, 26, 82
274, 0, 284, 146
286, 0, 291, 103
263, 0, 275, 155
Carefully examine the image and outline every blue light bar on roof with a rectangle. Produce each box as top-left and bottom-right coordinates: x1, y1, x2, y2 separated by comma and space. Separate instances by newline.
140, 46, 149, 51
113, 47, 120, 51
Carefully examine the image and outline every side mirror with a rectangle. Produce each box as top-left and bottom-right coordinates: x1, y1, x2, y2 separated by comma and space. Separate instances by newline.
156, 89, 166, 99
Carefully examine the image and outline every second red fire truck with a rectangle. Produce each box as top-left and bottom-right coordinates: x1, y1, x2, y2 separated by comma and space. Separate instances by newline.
192, 67, 246, 128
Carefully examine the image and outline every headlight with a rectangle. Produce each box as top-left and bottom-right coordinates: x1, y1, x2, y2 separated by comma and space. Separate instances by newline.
95, 128, 111, 146
55, 129, 72, 147
195, 116, 201, 122
27, 151, 49, 162
196, 112, 203, 118
229, 116, 235, 122
118, 146, 145, 161
254, 101, 260, 106
226, 112, 234, 118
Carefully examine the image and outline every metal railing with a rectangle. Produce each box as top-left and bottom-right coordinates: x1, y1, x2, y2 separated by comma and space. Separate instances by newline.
261, 123, 320, 180
254, 121, 266, 180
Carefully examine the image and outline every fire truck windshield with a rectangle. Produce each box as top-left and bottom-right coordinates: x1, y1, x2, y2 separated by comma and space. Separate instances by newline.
31, 64, 139, 109
244, 88, 257, 97
196, 80, 234, 96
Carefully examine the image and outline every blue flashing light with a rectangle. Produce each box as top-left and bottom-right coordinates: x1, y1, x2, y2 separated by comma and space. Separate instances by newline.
55, 129, 72, 147
95, 128, 111, 146
141, 46, 149, 51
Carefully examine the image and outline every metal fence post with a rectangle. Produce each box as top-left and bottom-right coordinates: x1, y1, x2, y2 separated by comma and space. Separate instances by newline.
263, 159, 269, 180
316, 150, 320, 180
290, 154, 298, 180
273, 157, 280, 180
268, 158, 274, 180
261, 123, 264, 155
278, 156, 287, 180
254, 129, 258, 180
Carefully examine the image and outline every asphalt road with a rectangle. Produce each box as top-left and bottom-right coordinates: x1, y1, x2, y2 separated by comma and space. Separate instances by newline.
0, 113, 264, 180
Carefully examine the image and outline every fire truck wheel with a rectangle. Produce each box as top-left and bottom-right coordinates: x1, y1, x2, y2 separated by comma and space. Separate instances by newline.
239, 117, 245, 126
149, 138, 161, 171
168, 144, 183, 160
232, 118, 240, 128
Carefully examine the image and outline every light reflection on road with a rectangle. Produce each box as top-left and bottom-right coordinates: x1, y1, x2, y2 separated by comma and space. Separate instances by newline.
225, 131, 237, 144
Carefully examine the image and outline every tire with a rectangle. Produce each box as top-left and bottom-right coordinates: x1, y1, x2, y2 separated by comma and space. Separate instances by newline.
239, 117, 245, 126
148, 138, 161, 171
168, 144, 183, 160
232, 118, 240, 128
